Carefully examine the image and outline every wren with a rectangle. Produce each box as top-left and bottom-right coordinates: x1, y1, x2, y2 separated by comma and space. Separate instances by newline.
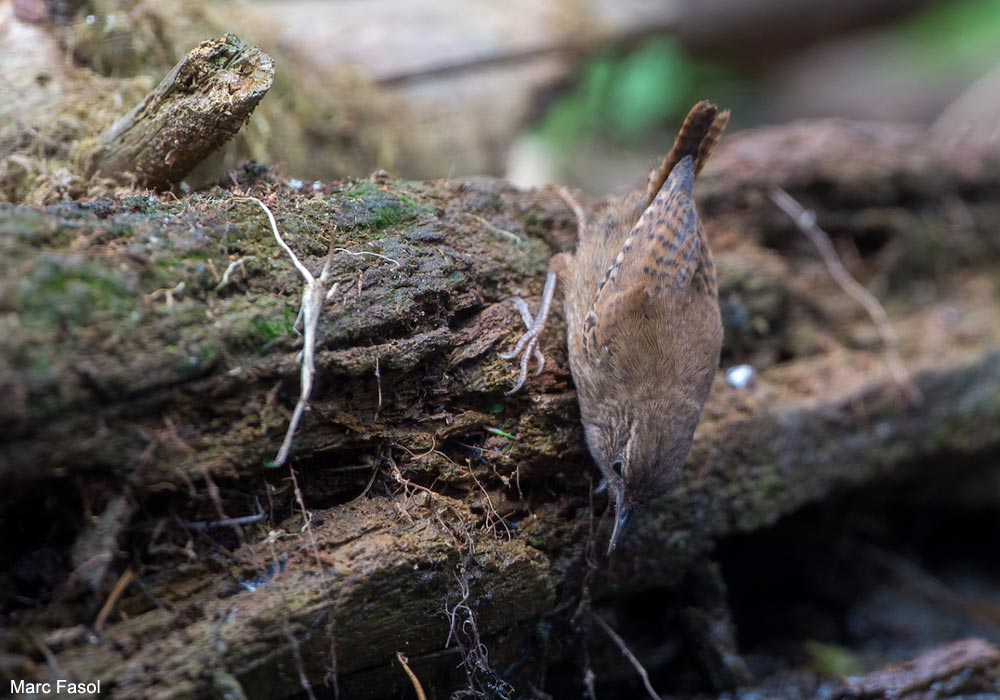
502, 101, 729, 553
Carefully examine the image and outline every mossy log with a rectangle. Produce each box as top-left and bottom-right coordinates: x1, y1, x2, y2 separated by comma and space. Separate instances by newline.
2, 121, 1000, 699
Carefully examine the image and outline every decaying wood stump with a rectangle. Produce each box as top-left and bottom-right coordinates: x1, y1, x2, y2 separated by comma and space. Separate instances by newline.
2, 120, 1000, 698
84, 34, 274, 187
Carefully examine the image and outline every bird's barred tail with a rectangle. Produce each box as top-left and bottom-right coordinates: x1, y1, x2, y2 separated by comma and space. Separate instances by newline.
644, 101, 730, 206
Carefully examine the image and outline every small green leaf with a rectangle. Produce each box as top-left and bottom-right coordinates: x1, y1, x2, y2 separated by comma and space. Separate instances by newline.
485, 427, 517, 441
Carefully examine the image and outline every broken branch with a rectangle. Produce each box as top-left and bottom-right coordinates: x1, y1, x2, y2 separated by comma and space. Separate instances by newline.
86, 34, 274, 187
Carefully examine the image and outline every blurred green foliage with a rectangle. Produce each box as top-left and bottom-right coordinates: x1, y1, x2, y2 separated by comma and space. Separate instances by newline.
535, 38, 743, 151
900, 0, 1000, 71
534, 0, 1000, 151
803, 640, 864, 679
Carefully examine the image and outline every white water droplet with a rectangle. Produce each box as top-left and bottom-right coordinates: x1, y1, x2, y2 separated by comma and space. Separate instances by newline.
726, 364, 755, 389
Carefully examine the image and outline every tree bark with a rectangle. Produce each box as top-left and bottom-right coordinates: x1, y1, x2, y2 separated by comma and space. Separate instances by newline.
3, 119, 1000, 699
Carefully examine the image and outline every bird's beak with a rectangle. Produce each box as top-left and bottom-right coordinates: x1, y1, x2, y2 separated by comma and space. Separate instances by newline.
607, 488, 631, 555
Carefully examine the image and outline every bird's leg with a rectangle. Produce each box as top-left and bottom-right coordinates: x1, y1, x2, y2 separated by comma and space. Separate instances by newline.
501, 267, 560, 395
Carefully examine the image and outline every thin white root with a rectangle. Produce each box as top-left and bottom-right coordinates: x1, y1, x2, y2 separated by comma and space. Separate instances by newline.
769, 187, 923, 406
465, 212, 525, 246
237, 196, 332, 570
241, 196, 333, 468
333, 247, 401, 268
213, 256, 249, 292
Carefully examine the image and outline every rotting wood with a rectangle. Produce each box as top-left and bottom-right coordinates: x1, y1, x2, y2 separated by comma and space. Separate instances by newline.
2, 121, 1000, 698
84, 34, 274, 188
839, 638, 1000, 699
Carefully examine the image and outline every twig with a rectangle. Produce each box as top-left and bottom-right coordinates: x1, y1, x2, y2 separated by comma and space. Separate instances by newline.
863, 545, 1000, 633
573, 477, 600, 627
583, 649, 598, 700
175, 510, 267, 532
244, 198, 400, 468
442, 568, 514, 699
591, 613, 663, 700
396, 652, 428, 700
555, 186, 587, 230
333, 247, 402, 268
467, 464, 512, 541
444, 571, 470, 649
389, 455, 441, 500
200, 466, 247, 548
214, 256, 249, 292
464, 213, 525, 246
355, 461, 380, 502
769, 187, 922, 405
328, 635, 341, 700
146, 281, 186, 308
20, 627, 62, 677
94, 567, 134, 633
285, 628, 318, 700
132, 573, 168, 611
374, 355, 383, 422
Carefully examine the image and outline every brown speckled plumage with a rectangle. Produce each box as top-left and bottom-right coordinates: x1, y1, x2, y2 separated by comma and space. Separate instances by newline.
503, 101, 729, 552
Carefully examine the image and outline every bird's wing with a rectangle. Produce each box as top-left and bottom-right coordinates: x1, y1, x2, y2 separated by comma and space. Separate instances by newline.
583, 156, 704, 361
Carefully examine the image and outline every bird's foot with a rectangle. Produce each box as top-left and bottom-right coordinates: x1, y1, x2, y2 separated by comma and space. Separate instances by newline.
501, 270, 558, 394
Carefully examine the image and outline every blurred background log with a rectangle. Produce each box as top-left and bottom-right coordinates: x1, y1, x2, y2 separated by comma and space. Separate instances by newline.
4, 0, 995, 203
254, 0, 954, 178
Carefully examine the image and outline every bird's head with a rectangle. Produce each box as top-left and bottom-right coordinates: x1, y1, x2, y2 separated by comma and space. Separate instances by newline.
588, 399, 702, 554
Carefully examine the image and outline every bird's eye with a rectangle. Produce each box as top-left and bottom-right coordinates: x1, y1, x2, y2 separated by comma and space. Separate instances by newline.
611, 460, 624, 478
